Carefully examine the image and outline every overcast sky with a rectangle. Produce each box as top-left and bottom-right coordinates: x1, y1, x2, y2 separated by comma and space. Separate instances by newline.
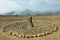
0, 0, 60, 14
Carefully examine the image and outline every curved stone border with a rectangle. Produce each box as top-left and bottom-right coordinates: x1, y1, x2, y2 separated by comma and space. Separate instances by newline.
2, 21, 58, 38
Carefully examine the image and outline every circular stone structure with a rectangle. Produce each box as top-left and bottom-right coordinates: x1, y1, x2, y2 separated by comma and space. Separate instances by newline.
3, 21, 58, 38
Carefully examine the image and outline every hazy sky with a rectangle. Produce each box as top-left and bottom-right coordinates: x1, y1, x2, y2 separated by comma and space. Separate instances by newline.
0, 0, 60, 14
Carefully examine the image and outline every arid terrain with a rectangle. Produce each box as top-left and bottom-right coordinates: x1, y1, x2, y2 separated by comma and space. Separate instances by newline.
0, 15, 60, 40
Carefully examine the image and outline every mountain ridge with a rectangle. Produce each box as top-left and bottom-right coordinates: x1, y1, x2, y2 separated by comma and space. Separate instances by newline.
0, 9, 60, 15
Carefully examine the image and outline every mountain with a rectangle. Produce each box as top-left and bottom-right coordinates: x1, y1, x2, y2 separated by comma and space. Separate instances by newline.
0, 9, 60, 15
2, 9, 34, 15
20, 9, 34, 15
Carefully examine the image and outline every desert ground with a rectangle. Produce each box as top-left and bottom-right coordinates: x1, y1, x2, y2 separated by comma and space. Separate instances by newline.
0, 15, 60, 40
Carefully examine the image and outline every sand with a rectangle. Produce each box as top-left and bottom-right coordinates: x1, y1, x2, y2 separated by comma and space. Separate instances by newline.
0, 15, 60, 40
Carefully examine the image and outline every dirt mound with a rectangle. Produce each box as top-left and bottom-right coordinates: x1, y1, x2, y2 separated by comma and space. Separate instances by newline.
3, 20, 57, 38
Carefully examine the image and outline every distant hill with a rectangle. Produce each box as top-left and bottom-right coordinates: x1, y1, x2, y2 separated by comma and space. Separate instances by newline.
0, 9, 34, 15
0, 9, 60, 16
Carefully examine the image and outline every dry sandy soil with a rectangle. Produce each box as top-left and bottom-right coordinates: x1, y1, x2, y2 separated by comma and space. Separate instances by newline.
0, 15, 60, 40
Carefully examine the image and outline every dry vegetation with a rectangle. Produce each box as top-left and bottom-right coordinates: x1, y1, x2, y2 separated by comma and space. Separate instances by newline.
0, 15, 60, 40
